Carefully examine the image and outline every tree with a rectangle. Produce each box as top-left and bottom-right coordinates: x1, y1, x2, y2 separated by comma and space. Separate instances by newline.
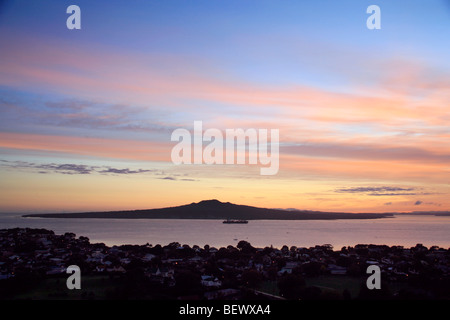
237, 240, 249, 250
303, 261, 322, 277
278, 274, 305, 300
241, 270, 262, 289
343, 288, 352, 300
357, 280, 392, 300
174, 270, 202, 296
267, 266, 278, 281
302, 286, 322, 300
150, 244, 163, 255
237, 240, 255, 254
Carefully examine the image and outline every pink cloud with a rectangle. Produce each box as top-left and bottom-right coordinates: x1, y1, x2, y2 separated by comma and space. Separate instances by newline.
0, 132, 171, 162
1, 34, 449, 188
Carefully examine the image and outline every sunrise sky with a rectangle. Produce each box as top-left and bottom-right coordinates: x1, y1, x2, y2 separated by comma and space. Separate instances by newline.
0, 0, 449, 213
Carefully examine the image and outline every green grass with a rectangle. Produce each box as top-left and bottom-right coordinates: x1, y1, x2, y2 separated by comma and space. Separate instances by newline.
257, 276, 365, 299
13, 275, 116, 300
305, 275, 364, 298
257, 280, 280, 296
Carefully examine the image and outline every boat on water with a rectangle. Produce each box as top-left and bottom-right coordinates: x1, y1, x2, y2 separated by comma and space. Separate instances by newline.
222, 219, 248, 224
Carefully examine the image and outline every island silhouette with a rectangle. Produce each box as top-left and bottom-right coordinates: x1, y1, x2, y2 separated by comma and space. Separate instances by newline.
23, 199, 392, 220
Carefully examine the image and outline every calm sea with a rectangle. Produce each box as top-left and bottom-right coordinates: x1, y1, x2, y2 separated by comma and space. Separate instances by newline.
1, 214, 449, 249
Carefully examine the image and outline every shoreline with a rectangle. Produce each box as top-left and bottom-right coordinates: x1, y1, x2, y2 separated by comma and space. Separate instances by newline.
3, 215, 450, 250
22, 213, 394, 220
1, 226, 448, 251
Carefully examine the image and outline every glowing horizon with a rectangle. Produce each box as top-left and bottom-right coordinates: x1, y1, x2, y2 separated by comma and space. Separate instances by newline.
1, 1, 449, 214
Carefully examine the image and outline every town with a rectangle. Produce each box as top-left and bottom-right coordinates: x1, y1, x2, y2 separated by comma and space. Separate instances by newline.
1, 228, 449, 300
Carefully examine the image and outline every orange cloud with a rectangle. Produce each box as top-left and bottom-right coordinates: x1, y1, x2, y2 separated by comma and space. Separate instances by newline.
1, 34, 449, 190
0, 132, 170, 162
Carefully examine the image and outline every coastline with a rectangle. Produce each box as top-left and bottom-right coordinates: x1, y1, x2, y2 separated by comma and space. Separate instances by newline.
3, 215, 450, 250
22, 213, 393, 220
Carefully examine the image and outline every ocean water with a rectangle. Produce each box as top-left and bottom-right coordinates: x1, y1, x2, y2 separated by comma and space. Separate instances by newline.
0, 214, 449, 249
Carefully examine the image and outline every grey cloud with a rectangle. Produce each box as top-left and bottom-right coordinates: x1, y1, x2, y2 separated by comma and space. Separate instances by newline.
159, 176, 177, 180
38, 163, 94, 175
425, 202, 442, 207
0, 160, 153, 176
335, 186, 438, 197
99, 168, 153, 174
415, 200, 423, 205
337, 187, 415, 193
157, 176, 197, 181
336, 186, 416, 195
368, 192, 419, 196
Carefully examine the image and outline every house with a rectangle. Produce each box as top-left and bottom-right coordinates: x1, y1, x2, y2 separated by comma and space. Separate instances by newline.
95, 265, 106, 273
46, 266, 66, 275
204, 288, 241, 300
142, 253, 156, 262
106, 266, 126, 273
327, 264, 347, 275
148, 266, 174, 278
278, 261, 301, 275
38, 237, 52, 246
201, 275, 222, 288
188, 255, 204, 263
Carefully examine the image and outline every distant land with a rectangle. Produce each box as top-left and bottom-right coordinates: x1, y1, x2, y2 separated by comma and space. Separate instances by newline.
23, 199, 394, 220
395, 211, 450, 216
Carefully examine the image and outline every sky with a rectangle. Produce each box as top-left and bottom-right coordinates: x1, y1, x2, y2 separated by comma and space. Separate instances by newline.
0, 0, 449, 213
